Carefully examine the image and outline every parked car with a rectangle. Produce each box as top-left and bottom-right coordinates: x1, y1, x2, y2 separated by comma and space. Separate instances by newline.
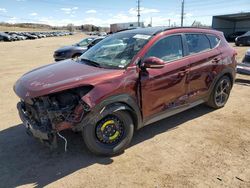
54, 37, 104, 61
22, 33, 38, 40
235, 31, 250, 46
227, 31, 246, 42
98, 32, 107, 36
14, 27, 237, 156
0, 32, 13, 41
237, 49, 250, 75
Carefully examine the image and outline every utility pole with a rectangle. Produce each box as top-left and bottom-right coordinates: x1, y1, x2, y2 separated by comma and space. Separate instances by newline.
181, 0, 185, 27
137, 0, 141, 27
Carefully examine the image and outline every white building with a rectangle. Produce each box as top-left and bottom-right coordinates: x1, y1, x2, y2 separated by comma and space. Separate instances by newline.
110, 22, 145, 33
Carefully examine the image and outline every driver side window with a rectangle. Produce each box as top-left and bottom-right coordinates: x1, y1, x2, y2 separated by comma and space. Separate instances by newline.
145, 35, 183, 62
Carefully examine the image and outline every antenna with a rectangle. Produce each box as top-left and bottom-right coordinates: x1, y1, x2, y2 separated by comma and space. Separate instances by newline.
181, 0, 185, 27
137, 0, 141, 27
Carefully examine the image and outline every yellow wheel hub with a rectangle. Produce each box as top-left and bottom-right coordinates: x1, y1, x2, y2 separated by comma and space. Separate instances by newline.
100, 120, 120, 141
96, 116, 124, 145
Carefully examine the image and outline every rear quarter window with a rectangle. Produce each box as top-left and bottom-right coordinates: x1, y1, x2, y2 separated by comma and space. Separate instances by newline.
185, 34, 211, 54
207, 35, 220, 48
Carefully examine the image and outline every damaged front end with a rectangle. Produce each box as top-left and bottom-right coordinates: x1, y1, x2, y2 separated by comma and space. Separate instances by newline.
17, 86, 92, 149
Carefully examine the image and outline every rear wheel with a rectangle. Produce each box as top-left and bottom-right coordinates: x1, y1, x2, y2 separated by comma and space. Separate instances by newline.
83, 111, 134, 156
206, 76, 232, 109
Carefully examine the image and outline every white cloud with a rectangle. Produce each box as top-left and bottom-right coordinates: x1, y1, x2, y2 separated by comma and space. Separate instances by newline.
0, 8, 7, 13
61, 8, 72, 14
129, 7, 160, 15
21, 7, 190, 27
60, 7, 78, 15
29, 12, 38, 16
7, 17, 18, 24
86, 9, 97, 14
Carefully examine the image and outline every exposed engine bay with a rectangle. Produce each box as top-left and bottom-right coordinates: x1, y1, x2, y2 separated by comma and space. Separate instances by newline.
17, 87, 92, 149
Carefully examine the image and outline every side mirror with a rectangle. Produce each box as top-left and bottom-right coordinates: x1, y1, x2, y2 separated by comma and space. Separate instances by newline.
142, 57, 165, 69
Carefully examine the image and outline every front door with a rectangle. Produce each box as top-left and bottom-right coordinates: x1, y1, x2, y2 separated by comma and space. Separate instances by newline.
140, 35, 190, 120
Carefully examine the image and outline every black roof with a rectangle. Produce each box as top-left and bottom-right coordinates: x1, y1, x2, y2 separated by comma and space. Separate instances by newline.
213, 12, 250, 21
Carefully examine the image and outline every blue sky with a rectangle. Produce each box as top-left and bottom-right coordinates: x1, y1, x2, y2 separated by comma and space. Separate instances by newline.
0, 0, 249, 27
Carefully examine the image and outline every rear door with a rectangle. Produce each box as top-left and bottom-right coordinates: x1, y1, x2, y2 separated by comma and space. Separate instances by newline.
140, 34, 190, 119
184, 33, 221, 103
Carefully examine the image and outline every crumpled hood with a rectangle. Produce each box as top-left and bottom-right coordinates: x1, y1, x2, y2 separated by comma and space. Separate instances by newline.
55, 45, 87, 53
14, 59, 120, 100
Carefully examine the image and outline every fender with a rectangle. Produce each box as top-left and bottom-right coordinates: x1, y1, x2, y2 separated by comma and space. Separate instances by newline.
77, 94, 143, 130
207, 66, 236, 99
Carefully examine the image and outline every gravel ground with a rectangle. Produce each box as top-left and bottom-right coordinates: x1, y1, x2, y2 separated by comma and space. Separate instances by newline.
0, 34, 249, 188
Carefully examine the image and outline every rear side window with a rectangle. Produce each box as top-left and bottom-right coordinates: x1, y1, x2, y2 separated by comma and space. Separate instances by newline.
207, 35, 220, 48
185, 34, 211, 54
145, 35, 183, 62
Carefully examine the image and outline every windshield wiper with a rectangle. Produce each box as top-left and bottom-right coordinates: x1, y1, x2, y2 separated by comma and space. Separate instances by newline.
80, 58, 101, 67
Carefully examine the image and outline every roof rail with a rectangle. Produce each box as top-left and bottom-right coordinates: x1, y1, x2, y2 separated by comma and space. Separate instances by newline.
154, 26, 214, 35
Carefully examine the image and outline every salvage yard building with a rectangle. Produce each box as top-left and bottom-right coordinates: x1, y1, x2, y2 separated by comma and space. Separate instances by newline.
212, 12, 250, 38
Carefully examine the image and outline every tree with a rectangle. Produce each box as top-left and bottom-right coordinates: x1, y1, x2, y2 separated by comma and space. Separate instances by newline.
67, 24, 75, 32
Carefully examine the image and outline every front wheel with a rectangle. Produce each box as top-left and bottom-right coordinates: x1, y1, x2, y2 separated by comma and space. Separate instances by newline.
83, 111, 134, 156
206, 76, 232, 109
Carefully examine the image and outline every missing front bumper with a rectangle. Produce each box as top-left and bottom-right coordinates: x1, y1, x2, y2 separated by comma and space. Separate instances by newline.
17, 102, 55, 144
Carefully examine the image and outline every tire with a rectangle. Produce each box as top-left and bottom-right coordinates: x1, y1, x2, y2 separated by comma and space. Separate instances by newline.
83, 111, 134, 156
235, 42, 240, 46
206, 76, 232, 109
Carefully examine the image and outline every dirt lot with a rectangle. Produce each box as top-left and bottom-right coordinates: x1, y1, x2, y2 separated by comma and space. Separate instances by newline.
0, 34, 250, 188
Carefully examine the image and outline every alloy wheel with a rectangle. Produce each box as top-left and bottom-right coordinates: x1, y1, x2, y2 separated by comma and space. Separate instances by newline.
215, 78, 231, 107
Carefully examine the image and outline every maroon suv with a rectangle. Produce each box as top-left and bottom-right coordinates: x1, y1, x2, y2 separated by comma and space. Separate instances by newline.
14, 27, 237, 155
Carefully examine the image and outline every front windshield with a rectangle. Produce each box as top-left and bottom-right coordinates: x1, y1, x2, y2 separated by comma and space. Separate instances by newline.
77, 38, 93, 47
80, 32, 151, 68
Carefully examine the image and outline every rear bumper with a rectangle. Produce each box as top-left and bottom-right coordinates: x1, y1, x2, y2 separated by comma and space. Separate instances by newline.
237, 64, 250, 75
17, 102, 51, 141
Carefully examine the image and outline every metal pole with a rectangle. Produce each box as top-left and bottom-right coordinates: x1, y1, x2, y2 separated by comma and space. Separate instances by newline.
137, 0, 141, 27
181, 0, 184, 27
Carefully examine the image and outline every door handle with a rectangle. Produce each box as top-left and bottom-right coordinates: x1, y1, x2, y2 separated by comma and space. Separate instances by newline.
212, 57, 221, 63
178, 69, 187, 77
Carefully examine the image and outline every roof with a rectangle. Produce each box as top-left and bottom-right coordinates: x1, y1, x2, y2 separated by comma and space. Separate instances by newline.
213, 12, 250, 21
120, 26, 169, 35
119, 26, 215, 36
